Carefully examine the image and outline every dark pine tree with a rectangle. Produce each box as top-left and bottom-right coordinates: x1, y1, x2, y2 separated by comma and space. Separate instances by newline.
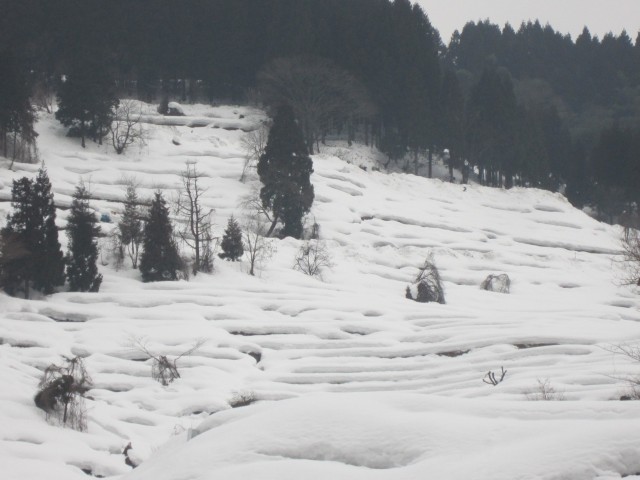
0, 167, 64, 298
139, 192, 181, 282
55, 52, 118, 148
257, 105, 314, 239
118, 184, 143, 268
31, 166, 65, 294
1, 177, 36, 298
0, 51, 36, 161
66, 183, 102, 292
218, 215, 244, 261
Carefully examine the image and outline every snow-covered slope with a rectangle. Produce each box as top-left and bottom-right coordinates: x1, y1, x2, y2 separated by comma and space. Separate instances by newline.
1, 104, 640, 480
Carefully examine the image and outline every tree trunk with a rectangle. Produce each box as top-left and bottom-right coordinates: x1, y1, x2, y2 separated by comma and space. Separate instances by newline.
428, 148, 433, 178
266, 215, 279, 237
80, 120, 86, 149
448, 152, 455, 182
462, 161, 469, 184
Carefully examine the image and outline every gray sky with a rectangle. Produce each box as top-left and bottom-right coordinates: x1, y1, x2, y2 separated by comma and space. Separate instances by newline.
414, 0, 640, 43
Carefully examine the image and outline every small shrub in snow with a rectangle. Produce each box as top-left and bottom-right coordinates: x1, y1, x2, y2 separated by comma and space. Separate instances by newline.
293, 240, 333, 279
480, 273, 511, 293
34, 356, 92, 431
229, 391, 257, 408
406, 255, 445, 304
524, 378, 565, 401
132, 337, 205, 386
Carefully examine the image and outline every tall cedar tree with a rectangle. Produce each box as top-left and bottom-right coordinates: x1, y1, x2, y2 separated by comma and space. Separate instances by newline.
139, 192, 181, 282
0, 51, 36, 160
219, 215, 244, 261
55, 54, 118, 148
32, 167, 65, 293
118, 184, 143, 268
257, 105, 314, 239
66, 184, 102, 292
0, 168, 65, 298
1, 178, 35, 297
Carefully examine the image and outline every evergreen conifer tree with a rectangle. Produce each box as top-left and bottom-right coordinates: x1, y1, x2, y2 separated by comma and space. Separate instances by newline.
139, 192, 181, 282
218, 215, 244, 261
1, 177, 35, 298
32, 167, 65, 294
55, 54, 118, 148
66, 183, 102, 292
118, 184, 143, 268
257, 105, 314, 239
0, 167, 65, 297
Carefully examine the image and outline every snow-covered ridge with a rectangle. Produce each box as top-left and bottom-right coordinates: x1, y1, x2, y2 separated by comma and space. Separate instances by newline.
1, 103, 640, 480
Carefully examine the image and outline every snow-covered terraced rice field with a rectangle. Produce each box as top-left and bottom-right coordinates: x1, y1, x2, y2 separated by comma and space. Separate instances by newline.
2, 103, 640, 479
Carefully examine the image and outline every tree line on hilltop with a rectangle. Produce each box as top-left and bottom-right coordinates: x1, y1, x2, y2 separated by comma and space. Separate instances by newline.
1, 0, 640, 220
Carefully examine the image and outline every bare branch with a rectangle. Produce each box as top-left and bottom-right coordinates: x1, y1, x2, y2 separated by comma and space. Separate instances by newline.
483, 366, 507, 386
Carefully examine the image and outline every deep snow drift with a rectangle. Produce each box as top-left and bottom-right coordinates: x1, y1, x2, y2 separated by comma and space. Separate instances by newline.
1, 103, 640, 480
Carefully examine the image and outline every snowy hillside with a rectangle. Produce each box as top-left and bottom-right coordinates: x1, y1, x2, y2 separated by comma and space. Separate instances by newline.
2, 103, 640, 480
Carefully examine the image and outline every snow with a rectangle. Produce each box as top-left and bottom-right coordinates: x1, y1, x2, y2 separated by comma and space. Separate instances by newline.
1, 101, 640, 479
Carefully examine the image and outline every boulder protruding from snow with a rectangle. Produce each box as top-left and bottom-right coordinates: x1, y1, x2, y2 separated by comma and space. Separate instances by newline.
480, 273, 511, 293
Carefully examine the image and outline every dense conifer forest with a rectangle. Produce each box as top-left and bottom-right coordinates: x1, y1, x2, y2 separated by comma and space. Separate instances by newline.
2, 0, 639, 220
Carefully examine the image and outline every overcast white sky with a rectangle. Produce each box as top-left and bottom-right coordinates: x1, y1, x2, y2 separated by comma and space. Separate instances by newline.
415, 0, 640, 43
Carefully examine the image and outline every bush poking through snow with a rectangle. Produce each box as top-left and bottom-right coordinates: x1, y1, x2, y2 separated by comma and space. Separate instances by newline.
483, 366, 507, 386
406, 255, 445, 304
229, 391, 257, 408
524, 378, 565, 401
132, 337, 205, 386
293, 240, 333, 279
34, 356, 92, 431
480, 273, 511, 293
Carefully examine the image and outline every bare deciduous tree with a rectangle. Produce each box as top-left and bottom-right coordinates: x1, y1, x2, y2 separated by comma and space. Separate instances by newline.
240, 121, 270, 182
176, 162, 215, 275
293, 240, 333, 279
110, 99, 147, 155
240, 187, 274, 227
131, 337, 205, 386
242, 214, 276, 276
258, 55, 377, 153
604, 343, 640, 399
33, 78, 55, 114
621, 227, 640, 287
